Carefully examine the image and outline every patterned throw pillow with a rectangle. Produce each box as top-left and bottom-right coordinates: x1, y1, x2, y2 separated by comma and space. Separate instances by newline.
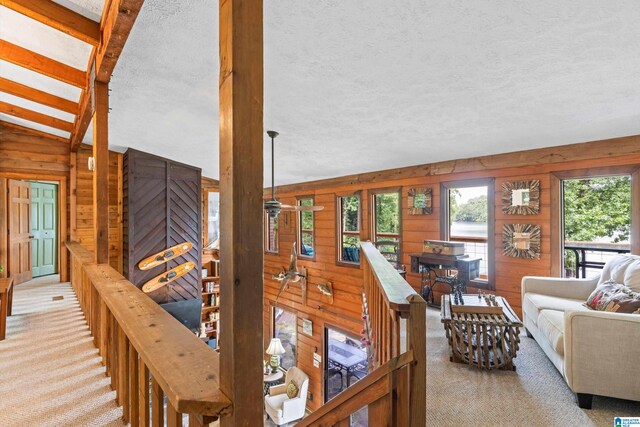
584, 279, 640, 314
286, 380, 299, 398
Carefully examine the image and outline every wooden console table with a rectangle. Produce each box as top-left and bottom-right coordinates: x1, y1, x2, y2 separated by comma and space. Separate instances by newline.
0, 277, 14, 341
440, 294, 522, 370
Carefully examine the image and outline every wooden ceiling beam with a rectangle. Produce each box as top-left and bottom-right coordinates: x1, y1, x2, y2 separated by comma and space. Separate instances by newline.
96, 0, 145, 82
0, 0, 101, 46
0, 77, 79, 114
0, 101, 74, 132
69, 80, 93, 151
0, 40, 87, 88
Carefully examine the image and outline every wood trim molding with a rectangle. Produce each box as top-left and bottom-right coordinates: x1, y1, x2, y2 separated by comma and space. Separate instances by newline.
1, 0, 101, 45
295, 194, 316, 261
335, 190, 363, 268
267, 134, 640, 196
549, 174, 562, 276
0, 40, 86, 88
0, 101, 74, 132
0, 78, 78, 114
550, 164, 640, 274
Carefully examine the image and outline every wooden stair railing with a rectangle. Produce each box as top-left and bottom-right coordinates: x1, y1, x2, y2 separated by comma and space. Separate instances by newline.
297, 351, 415, 427
300, 242, 426, 427
67, 241, 232, 426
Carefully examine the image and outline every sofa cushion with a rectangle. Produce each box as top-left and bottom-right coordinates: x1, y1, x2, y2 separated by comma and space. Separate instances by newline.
523, 293, 587, 325
585, 280, 640, 314
537, 309, 565, 355
599, 254, 640, 292
264, 393, 289, 418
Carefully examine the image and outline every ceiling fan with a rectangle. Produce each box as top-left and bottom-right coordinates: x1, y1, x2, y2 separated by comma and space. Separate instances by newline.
264, 130, 324, 218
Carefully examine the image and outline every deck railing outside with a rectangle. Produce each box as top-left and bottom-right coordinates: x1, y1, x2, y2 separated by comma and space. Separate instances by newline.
298, 242, 426, 427
564, 241, 630, 278
67, 242, 231, 426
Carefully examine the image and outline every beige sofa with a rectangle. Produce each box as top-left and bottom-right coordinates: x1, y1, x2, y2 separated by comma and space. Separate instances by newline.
521, 254, 640, 408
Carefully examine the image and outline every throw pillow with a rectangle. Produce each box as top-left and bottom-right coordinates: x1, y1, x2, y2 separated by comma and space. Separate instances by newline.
286, 380, 299, 399
584, 279, 640, 314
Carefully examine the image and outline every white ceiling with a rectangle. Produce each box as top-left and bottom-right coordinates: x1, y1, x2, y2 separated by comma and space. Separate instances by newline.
3, 1, 640, 185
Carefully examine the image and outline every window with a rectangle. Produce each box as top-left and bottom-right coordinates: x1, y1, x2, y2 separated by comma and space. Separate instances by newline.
274, 307, 297, 370
337, 193, 361, 265
206, 192, 220, 246
559, 173, 632, 278
265, 211, 278, 254
297, 196, 315, 258
441, 179, 494, 285
370, 189, 401, 268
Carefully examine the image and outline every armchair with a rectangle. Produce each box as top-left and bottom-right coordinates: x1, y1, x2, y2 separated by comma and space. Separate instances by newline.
264, 367, 309, 425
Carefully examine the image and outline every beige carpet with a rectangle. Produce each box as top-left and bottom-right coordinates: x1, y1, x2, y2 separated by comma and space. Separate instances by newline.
425, 306, 640, 427
0, 276, 124, 427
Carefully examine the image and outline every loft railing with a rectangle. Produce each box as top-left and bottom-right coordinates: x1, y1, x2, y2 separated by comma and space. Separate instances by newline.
299, 242, 426, 427
67, 242, 231, 426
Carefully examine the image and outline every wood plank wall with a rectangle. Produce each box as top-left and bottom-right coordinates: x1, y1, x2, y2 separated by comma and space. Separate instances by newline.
75, 144, 122, 271
264, 137, 640, 411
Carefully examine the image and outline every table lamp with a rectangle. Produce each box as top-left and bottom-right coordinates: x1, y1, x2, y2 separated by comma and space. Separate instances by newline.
266, 338, 286, 373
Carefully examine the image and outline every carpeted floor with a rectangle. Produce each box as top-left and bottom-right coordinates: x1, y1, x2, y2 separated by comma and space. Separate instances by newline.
1, 277, 637, 426
424, 306, 640, 427
0, 276, 124, 427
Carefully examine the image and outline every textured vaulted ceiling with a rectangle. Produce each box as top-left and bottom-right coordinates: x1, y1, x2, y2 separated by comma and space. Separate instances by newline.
4, 1, 640, 185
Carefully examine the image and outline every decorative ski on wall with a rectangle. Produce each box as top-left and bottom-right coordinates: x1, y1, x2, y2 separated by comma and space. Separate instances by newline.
142, 262, 195, 293
138, 242, 194, 271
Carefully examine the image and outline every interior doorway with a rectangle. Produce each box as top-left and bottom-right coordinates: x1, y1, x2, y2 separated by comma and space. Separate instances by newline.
30, 182, 58, 277
6, 180, 59, 284
8, 180, 32, 284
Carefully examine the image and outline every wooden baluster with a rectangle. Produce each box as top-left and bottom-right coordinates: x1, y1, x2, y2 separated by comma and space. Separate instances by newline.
110, 313, 117, 390
139, 361, 150, 427
117, 327, 130, 422
166, 401, 181, 427
151, 377, 164, 427
91, 285, 99, 347
129, 342, 139, 427
100, 301, 108, 366
336, 418, 351, 427
189, 414, 218, 427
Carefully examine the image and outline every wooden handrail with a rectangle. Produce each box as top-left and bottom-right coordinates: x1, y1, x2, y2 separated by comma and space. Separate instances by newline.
361, 241, 416, 313
66, 241, 232, 425
296, 351, 414, 427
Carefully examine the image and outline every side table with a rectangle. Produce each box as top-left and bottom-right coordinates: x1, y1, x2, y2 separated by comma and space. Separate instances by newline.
263, 370, 285, 395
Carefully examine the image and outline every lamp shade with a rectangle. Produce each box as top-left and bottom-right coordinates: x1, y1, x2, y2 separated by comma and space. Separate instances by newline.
266, 338, 286, 356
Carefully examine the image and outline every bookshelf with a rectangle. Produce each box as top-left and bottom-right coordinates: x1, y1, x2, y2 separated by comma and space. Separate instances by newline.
201, 260, 220, 349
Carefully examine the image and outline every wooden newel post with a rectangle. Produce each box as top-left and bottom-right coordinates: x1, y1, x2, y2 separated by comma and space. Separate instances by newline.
93, 79, 109, 264
407, 294, 426, 427
219, 0, 264, 425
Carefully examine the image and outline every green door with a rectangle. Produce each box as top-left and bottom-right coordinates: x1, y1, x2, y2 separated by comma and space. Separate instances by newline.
31, 182, 57, 277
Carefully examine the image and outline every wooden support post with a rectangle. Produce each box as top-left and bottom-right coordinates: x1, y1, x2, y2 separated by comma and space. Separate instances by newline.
139, 361, 150, 427
93, 80, 109, 264
70, 152, 77, 241
218, 0, 264, 425
151, 377, 164, 427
